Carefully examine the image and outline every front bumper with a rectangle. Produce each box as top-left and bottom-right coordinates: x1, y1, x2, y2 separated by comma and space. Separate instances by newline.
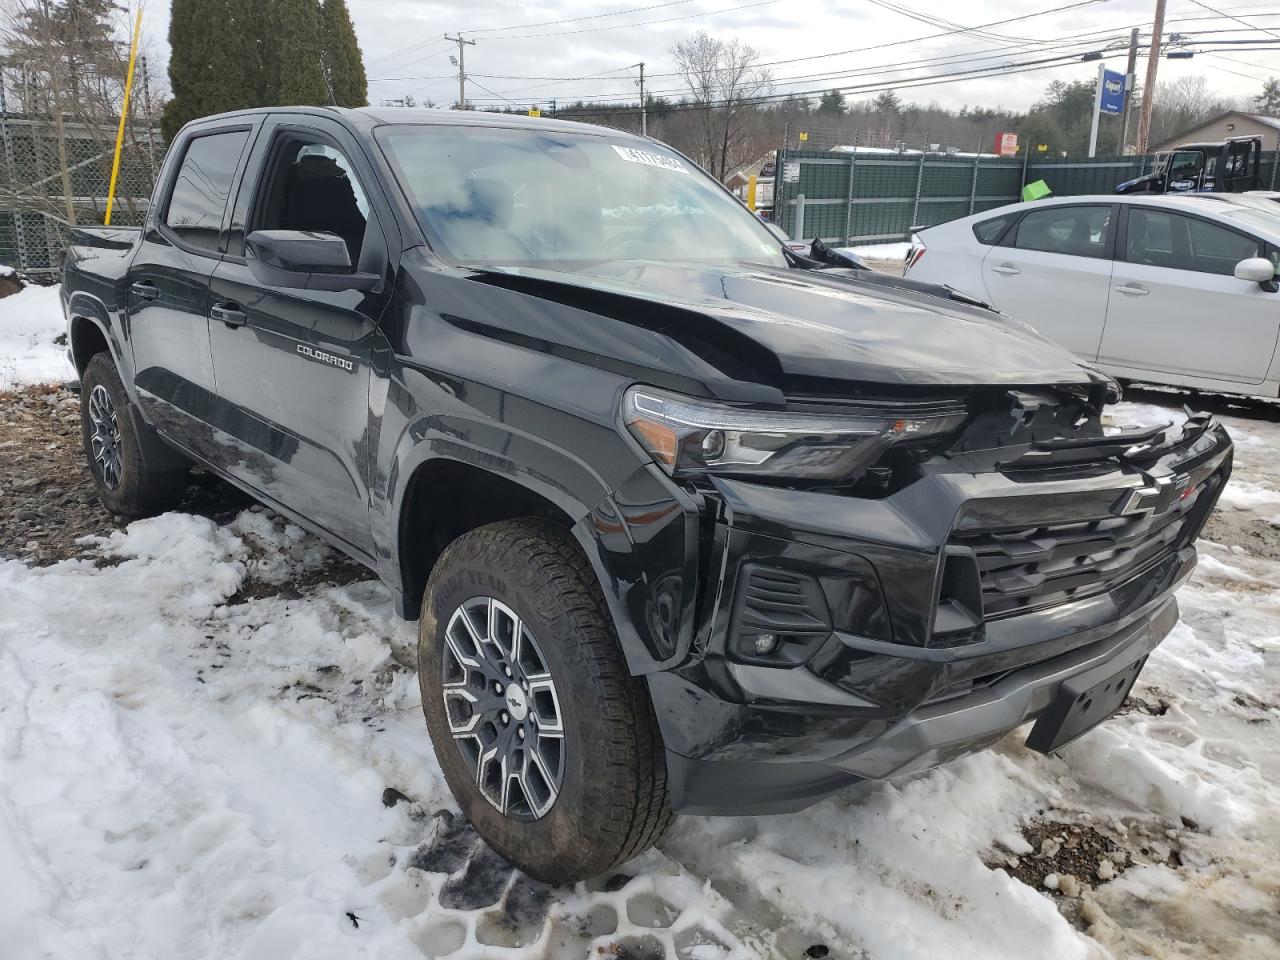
644, 420, 1232, 816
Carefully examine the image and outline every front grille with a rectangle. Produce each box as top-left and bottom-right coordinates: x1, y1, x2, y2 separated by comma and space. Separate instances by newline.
951, 474, 1221, 619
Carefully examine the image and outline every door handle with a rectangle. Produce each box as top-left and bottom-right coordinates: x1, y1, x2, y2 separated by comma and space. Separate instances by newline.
211, 302, 248, 328
130, 280, 159, 300
1114, 283, 1149, 296
990, 263, 1020, 276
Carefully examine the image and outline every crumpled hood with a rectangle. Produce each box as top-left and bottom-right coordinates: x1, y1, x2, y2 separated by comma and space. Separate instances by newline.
473, 260, 1098, 389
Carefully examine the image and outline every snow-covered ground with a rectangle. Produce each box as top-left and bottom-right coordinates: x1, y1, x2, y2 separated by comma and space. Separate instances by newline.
0, 279, 70, 390
1, 284, 1278, 958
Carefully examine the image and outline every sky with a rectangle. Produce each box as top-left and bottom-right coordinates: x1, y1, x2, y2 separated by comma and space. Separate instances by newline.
134, 0, 1280, 115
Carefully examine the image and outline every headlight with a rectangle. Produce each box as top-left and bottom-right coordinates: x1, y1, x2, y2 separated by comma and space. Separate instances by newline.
623, 386, 966, 481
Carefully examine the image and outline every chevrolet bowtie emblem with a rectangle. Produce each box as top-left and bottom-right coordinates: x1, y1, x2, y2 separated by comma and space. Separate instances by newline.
1113, 475, 1190, 516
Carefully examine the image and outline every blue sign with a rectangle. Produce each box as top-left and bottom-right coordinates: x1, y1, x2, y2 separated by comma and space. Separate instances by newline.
1100, 69, 1126, 114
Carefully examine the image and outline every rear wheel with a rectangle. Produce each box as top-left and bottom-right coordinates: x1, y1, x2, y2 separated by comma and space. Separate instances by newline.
418, 518, 673, 883
79, 352, 188, 517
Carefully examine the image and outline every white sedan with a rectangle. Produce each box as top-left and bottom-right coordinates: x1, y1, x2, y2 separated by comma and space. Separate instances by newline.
904, 194, 1280, 397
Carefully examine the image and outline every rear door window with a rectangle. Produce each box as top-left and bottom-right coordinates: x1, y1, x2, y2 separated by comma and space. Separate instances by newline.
164, 129, 251, 253
972, 215, 1012, 244
1014, 206, 1112, 258
1125, 208, 1259, 275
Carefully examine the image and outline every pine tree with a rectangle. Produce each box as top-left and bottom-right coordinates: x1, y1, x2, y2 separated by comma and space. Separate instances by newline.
163, 0, 261, 140
872, 90, 902, 117
1255, 78, 1280, 116
818, 90, 846, 116
320, 0, 367, 107
267, 0, 329, 105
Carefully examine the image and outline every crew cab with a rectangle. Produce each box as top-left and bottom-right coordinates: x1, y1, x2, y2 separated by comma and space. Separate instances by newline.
62, 107, 1232, 884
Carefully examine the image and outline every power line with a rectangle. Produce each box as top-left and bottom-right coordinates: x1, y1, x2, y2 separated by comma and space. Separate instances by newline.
545, 47, 1118, 118
370, 1, 1280, 112
465, 0, 701, 35
1184, 0, 1280, 40
368, 0, 769, 69
473, 25, 1280, 104
1201, 54, 1273, 79
471, 28, 1169, 104
368, 37, 451, 70
477, 0, 780, 40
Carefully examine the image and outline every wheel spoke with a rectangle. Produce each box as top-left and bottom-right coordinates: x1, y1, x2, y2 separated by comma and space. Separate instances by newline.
526, 677, 563, 735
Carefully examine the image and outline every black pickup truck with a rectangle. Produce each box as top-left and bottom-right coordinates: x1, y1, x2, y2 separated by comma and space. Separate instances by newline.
62, 107, 1232, 883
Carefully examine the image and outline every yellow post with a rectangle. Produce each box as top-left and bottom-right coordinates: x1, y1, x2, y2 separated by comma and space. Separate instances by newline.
105, 5, 144, 226
746, 175, 757, 212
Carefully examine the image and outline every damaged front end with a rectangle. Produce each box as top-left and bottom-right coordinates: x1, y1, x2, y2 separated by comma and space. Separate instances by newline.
627, 382, 1232, 815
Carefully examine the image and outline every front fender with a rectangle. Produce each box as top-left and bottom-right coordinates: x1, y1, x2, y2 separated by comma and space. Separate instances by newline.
379, 367, 705, 675
573, 463, 705, 674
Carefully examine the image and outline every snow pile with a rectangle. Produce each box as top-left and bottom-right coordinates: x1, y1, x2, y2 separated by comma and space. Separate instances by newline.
0, 279, 68, 390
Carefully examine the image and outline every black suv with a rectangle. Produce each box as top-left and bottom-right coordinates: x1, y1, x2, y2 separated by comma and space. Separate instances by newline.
61, 107, 1232, 883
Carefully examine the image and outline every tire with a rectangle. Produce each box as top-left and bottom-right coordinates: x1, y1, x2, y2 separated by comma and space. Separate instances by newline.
418, 518, 673, 883
79, 352, 188, 517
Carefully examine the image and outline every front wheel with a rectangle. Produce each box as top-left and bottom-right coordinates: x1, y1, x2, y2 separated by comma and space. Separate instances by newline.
418, 518, 673, 883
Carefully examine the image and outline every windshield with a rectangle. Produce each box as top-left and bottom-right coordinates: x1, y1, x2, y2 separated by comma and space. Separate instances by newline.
376, 125, 787, 270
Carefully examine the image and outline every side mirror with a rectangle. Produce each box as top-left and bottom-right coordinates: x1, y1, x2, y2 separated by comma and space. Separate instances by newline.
245, 230, 379, 292
1234, 256, 1278, 291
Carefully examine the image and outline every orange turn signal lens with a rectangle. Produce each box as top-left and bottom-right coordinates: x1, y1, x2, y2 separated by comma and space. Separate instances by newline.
629, 418, 678, 465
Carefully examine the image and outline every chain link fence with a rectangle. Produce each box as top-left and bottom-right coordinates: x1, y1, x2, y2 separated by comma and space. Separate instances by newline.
773, 148, 1280, 245
1, 69, 163, 275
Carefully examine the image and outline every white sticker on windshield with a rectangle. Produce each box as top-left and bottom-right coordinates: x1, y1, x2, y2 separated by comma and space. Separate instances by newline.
611, 144, 687, 173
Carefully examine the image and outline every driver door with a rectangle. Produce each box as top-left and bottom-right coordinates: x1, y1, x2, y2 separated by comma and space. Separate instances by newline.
206, 115, 395, 556
1164, 151, 1205, 193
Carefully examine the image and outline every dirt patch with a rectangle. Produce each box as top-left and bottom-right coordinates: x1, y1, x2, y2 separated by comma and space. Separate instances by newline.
988, 816, 1190, 929
0, 383, 261, 565
0, 384, 363, 597
1200, 510, 1280, 562
988, 820, 1130, 893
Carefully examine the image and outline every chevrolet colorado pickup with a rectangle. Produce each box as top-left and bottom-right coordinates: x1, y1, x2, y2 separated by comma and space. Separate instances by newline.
61, 107, 1233, 883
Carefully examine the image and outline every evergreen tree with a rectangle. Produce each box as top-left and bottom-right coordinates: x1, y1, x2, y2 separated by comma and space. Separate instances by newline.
163, 0, 261, 140
267, 0, 328, 105
818, 89, 846, 116
872, 90, 902, 116
320, 0, 367, 107
1255, 78, 1280, 116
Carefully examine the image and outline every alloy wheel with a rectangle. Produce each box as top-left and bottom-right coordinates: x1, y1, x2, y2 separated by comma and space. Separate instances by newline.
440, 596, 565, 821
88, 384, 123, 490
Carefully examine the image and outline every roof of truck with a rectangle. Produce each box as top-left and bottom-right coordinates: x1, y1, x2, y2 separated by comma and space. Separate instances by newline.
185, 105, 645, 141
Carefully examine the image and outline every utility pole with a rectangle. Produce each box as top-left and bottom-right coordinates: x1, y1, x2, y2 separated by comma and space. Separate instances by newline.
1136, 0, 1166, 155
633, 62, 647, 137
1118, 28, 1140, 154
444, 34, 475, 110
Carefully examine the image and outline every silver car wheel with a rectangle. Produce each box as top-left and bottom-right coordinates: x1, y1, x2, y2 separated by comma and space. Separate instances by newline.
440, 596, 565, 821
87, 384, 123, 490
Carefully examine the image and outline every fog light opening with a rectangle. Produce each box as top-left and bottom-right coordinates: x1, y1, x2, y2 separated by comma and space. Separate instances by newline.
751, 633, 779, 656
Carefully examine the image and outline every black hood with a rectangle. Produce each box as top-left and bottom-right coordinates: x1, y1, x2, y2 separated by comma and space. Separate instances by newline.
403, 251, 1103, 400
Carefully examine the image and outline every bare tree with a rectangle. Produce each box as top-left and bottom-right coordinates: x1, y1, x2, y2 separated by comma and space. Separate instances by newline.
1149, 75, 1230, 145
671, 30, 771, 181
1, 0, 159, 231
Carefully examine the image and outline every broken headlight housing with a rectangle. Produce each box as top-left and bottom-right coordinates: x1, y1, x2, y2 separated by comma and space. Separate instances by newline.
623, 386, 966, 482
